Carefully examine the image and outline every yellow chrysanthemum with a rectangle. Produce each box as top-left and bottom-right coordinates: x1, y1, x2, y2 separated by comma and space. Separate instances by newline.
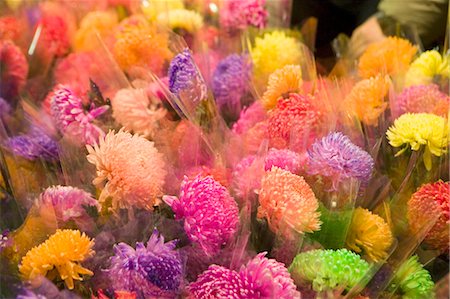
358, 37, 417, 79
387, 113, 448, 170
19, 229, 94, 290
346, 208, 393, 262
74, 10, 118, 52
261, 65, 302, 110
157, 9, 203, 34
141, 0, 184, 21
343, 75, 390, 126
251, 31, 302, 89
405, 50, 450, 87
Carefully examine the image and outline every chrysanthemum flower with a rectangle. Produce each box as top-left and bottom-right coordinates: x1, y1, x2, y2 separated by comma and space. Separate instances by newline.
86, 129, 167, 211
0, 40, 28, 99
407, 181, 449, 252
289, 249, 369, 292
36, 15, 70, 57
386, 113, 448, 171
141, 0, 184, 21
74, 10, 118, 52
232, 102, 267, 135
265, 148, 302, 174
389, 256, 434, 299
262, 65, 303, 110
268, 93, 323, 150
189, 252, 299, 298
405, 50, 449, 87
251, 31, 302, 88
242, 121, 269, 154
346, 207, 393, 262
111, 88, 167, 138
396, 84, 449, 117
107, 230, 182, 298
258, 167, 321, 234
232, 154, 263, 198
220, 0, 268, 31
358, 37, 417, 79
157, 9, 203, 34
19, 229, 94, 290
0, 16, 22, 41
51, 85, 108, 145
163, 175, 239, 256
307, 132, 374, 191
344, 75, 390, 126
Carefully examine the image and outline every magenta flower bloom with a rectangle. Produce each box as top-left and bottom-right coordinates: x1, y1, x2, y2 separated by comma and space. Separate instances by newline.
163, 176, 239, 256
107, 229, 183, 298
5, 126, 58, 161
232, 154, 263, 198
188, 252, 300, 298
396, 84, 449, 117
265, 148, 302, 174
0, 40, 28, 99
220, 0, 268, 31
50, 85, 109, 145
307, 132, 374, 191
232, 101, 267, 135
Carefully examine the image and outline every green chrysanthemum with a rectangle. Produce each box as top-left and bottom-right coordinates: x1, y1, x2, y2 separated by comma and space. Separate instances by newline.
389, 256, 435, 299
288, 249, 370, 292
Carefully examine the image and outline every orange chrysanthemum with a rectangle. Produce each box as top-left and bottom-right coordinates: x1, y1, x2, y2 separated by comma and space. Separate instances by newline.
358, 37, 417, 79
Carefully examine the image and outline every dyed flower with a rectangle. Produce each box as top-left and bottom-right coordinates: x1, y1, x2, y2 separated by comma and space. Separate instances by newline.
396, 84, 449, 117
251, 31, 302, 88
220, 0, 268, 31
265, 148, 302, 174
163, 175, 239, 256
74, 10, 118, 52
189, 252, 299, 298
242, 121, 269, 154
36, 15, 70, 57
232, 154, 263, 198
107, 230, 182, 298
344, 75, 390, 126
358, 37, 417, 79
111, 88, 167, 138
232, 101, 267, 135
157, 9, 203, 34
258, 167, 321, 234
268, 93, 322, 150
346, 207, 393, 262
262, 65, 303, 110
307, 132, 374, 191
0, 40, 28, 99
386, 113, 448, 171
19, 229, 94, 290
407, 181, 449, 252
389, 256, 434, 299
212, 54, 252, 113
86, 129, 167, 211
0, 16, 22, 40
405, 50, 449, 87
289, 249, 369, 292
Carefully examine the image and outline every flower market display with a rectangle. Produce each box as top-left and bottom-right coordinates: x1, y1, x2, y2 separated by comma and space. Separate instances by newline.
0, 1, 449, 298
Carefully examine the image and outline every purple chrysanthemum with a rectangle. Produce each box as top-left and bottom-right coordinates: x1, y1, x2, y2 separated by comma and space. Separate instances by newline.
0, 97, 11, 122
50, 85, 108, 145
5, 127, 58, 161
307, 132, 374, 190
212, 54, 252, 112
163, 175, 239, 256
107, 229, 183, 298
188, 252, 300, 298
265, 148, 302, 174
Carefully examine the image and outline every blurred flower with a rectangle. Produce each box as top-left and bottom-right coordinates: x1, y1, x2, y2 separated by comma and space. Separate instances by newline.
220, 0, 268, 31
232, 101, 266, 135
251, 31, 302, 87
189, 252, 299, 298
258, 167, 321, 234
232, 154, 263, 198
19, 229, 94, 290
358, 37, 417, 79
212, 54, 252, 114
396, 84, 449, 117
0, 97, 11, 121
242, 121, 269, 154
262, 65, 303, 110
111, 88, 167, 138
163, 175, 239, 256
51, 85, 108, 145
407, 181, 449, 252
141, 0, 184, 21
307, 132, 374, 191
405, 50, 449, 87
86, 129, 167, 211
389, 256, 434, 299
344, 75, 390, 126
107, 230, 182, 298
157, 9, 203, 34
346, 207, 393, 262
386, 113, 448, 171
0, 230, 11, 253
74, 10, 118, 52
0, 16, 22, 40
94, 290, 137, 299
36, 15, 70, 57
0, 40, 28, 99
289, 249, 369, 292
265, 148, 302, 174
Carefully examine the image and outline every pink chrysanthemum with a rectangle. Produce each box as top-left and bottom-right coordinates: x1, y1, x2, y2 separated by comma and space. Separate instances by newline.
163, 176, 239, 256
396, 84, 449, 117
268, 93, 322, 150
232, 155, 264, 199
50, 85, 108, 145
189, 252, 300, 298
265, 148, 302, 174
0, 16, 22, 41
232, 101, 267, 135
0, 40, 28, 99
220, 0, 268, 32
86, 129, 167, 211
407, 181, 450, 252
242, 121, 269, 154
36, 15, 70, 57
258, 167, 321, 235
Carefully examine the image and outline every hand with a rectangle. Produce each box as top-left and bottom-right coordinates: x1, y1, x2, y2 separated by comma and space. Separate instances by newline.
349, 16, 386, 59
